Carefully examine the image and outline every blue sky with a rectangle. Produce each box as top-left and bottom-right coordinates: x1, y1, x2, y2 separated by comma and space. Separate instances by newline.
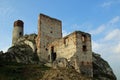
0, 0, 120, 79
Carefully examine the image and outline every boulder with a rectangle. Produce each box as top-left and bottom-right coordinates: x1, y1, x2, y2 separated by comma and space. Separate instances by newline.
52, 58, 69, 69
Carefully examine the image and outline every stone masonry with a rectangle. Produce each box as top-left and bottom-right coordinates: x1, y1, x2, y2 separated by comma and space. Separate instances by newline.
36, 14, 62, 61
48, 31, 93, 77
12, 20, 24, 46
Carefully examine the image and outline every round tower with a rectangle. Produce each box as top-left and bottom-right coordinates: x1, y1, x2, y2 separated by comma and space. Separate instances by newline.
12, 20, 24, 46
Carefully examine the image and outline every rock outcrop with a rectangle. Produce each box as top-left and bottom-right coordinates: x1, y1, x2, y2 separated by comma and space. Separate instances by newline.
0, 34, 39, 64
93, 53, 116, 80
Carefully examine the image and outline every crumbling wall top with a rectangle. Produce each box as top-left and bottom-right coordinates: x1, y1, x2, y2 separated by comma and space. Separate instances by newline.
40, 13, 62, 23
63, 31, 91, 38
14, 20, 24, 27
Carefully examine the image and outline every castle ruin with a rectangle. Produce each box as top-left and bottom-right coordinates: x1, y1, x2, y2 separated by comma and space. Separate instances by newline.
12, 14, 93, 77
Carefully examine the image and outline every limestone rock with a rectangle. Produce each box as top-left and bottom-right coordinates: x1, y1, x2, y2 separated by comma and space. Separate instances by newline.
93, 52, 116, 80
40, 68, 91, 80
15, 33, 37, 52
0, 34, 39, 64
0, 51, 3, 54
6, 44, 38, 64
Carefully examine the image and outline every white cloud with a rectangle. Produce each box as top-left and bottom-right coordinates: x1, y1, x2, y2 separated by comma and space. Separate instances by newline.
62, 30, 70, 37
92, 28, 120, 55
109, 16, 120, 25
71, 23, 93, 33
92, 40, 102, 52
72, 24, 79, 28
101, 0, 120, 8
114, 42, 120, 54
90, 25, 105, 35
0, 47, 9, 53
104, 29, 120, 41
89, 16, 120, 35
101, 1, 113, 8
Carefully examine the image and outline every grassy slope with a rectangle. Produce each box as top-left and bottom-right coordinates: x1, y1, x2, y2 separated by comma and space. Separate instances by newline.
0, 62, 91, 80
0, 62, 50, 80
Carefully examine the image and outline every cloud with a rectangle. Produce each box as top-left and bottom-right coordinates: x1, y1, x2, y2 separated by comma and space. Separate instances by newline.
114, 43, 120, 54
104, 29, 120, 41
101, 0, 120, 8
109, 16, 120, 25
101, 1, 113, 8
71, 23, 93, 32
0, 47, 9, 53
89, 16, 120, 35
92, 28, 120, 56
90, 25, 105, 35
62, 30, 70, 37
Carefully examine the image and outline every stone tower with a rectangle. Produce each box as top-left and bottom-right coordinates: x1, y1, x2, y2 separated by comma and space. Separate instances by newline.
36, 14, 62, 61
12, 20, 24, 46
76, 31, 93, 77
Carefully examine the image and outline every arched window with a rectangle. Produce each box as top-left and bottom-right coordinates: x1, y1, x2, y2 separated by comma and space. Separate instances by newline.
81, 34, 86, 42
64, 37, 68, 46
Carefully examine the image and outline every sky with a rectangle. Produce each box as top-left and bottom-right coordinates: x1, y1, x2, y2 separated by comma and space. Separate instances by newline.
0, 0, 120, 79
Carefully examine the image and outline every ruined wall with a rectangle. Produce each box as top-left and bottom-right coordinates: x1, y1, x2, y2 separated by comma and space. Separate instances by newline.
12, 20, 24, 46
48, 32, 77, 62
76, 31, 93, 77
36, 14, 62, 60
48, 31, 93, 77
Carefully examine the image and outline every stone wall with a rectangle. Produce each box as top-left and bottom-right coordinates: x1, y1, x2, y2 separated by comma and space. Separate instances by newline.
48, 32, 77, 62
48, 31, 93, 77
76, 31, 93, 77
36, 14, 62, 60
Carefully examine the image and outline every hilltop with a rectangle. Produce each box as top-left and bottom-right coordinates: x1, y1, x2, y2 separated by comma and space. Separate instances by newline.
0, 33, 116, 80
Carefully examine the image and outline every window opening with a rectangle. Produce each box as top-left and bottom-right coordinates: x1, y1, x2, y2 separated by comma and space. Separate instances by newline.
46, 48, 48, 51
64, 37, 68, 46
82, 45, 87, 51
82, 34, 86, 42
50, 31, 53, 33
81, 61, 84, 65
19, 32, 22, 36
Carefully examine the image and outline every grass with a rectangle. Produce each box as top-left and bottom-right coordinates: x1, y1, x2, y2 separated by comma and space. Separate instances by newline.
0, 62, 50, 80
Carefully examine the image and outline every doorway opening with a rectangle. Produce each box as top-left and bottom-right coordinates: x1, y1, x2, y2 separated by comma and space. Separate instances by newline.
51, 46, 56, 62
